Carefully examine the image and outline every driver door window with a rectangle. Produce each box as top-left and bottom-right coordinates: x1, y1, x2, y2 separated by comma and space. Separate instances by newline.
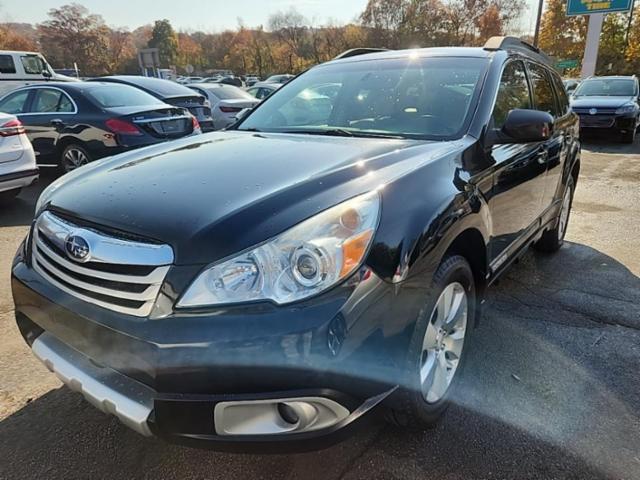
493, 60, 531, 128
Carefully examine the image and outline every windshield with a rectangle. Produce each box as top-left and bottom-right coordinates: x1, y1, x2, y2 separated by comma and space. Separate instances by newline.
85, 84, 165, 108
574, 79, 637, 97
238, 57, 487, 140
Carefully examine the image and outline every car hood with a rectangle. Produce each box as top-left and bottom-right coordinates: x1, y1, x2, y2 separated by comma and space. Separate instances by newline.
570, 96, 636, 109
43, 131, 457, 265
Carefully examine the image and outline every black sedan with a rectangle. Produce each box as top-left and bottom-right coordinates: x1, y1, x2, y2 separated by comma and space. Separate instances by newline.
0, 82, 201, 173
89, 76, 215, 132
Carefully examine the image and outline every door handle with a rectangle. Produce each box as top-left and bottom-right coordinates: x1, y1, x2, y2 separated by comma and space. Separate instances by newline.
537, 149, 549, 165
50, 119, 65, 127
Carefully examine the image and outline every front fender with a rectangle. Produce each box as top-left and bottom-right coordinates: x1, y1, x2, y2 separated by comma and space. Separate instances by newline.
366, 151, 491, 285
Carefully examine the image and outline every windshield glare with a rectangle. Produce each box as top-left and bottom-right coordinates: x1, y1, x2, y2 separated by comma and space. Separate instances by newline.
238, 57, 487, 139
574, 79, 637, 97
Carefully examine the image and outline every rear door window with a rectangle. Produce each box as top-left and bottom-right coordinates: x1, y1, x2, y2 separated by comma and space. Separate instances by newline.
527, 62, 560, 117
0, 55, 16, 74
32, 89, 69, 113
0, 90, 31, 114
549, 71, 571, 116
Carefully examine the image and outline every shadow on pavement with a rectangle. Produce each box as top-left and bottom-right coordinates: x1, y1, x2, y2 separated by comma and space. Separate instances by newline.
0, 171, 55, 228
0, 244, 638, 479
581, 132, 640, 155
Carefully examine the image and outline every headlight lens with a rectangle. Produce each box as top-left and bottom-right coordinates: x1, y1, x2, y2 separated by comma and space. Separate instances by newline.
177, 192, 380, 307
616, 103, 637, 114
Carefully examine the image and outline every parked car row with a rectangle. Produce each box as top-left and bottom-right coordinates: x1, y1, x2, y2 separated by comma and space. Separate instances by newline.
0, 82, 201, 174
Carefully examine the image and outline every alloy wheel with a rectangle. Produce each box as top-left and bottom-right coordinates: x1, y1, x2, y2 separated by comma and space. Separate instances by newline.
420, 282, 468, 404
63, 148, 89, 172
558, 186, 572, 241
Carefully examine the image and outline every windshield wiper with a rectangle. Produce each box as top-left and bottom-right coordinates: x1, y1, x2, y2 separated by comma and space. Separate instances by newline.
280, 128, 405, 139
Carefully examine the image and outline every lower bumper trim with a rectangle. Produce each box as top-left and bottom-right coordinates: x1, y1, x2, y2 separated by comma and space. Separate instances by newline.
31, 332, 155, 436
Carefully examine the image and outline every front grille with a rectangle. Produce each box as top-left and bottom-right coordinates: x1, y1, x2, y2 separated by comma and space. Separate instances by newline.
32, 211, 173, 317
578, 115, 615, 128
573, 107, 618, 115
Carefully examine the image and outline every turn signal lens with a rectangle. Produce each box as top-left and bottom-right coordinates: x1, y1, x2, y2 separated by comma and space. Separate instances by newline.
191, 115, 201, 131
0, 119, 26, 137
105, 118, 142, 136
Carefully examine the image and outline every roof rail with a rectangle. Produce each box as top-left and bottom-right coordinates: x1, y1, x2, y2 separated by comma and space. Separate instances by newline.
334, 48, 389, 60
484, 36, 552, 65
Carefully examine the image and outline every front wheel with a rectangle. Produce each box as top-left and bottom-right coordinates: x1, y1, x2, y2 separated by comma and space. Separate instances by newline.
534, 177, 574, 253
622, 127, 636, 144
60, 144, 92, 174
386, 255, 476, 429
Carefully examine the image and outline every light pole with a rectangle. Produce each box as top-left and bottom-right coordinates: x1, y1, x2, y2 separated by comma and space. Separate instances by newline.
533, 0, 544, 47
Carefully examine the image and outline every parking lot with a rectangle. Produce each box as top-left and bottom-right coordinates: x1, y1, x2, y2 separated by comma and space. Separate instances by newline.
0, 139, 639, 480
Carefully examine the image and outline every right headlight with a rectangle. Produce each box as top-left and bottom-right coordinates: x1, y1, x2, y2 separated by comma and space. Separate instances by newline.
177, 191, 380, 308
615, 103, 638, 114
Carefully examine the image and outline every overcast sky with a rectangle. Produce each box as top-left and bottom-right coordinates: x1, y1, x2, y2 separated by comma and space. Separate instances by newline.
1, 0, 540, 34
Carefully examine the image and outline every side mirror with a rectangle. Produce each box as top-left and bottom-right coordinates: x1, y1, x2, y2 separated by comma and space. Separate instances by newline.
495, 109, 554, 144
42, 69, 52, 79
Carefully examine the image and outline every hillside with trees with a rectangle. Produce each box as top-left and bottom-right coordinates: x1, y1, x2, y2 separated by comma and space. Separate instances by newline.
1, 0, 637, 77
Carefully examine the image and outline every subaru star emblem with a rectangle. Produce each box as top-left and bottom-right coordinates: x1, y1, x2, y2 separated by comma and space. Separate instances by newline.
589, 108, 598, 115
65, 235, 91, 262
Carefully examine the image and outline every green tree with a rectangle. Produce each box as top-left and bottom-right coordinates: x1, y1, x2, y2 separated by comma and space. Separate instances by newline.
148, 19, 178, 68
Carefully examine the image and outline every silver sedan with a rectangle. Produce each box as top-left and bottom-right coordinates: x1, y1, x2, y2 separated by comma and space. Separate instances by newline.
187, 83, 259, 130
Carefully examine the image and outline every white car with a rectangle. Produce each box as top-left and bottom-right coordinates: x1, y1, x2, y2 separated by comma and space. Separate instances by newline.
0, 112, 38, 202
0, 50, 78, 96
187, 83, 259, 130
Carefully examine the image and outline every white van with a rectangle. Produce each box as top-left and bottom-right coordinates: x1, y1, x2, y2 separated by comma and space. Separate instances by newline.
0, 51, 78, 96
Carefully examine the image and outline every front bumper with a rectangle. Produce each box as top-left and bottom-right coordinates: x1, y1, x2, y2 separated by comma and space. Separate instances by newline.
12, 250, 424, 449
578, 113, 637, 131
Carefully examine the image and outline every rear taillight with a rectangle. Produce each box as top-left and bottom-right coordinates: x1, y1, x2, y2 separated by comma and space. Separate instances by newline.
219, 106, 243, 113
105, 118, 142, 136
192, 116, 201, 131
0, 119, 26, 137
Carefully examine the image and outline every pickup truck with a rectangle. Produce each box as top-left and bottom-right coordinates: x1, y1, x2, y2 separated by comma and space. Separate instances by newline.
0, 51, 77, 96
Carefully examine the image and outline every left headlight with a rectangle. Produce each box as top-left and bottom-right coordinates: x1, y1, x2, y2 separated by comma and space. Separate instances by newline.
616, 103, 638, 114
177, 191, 381, 308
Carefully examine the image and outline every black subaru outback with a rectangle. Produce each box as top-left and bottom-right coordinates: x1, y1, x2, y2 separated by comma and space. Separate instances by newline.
12, 37, 580, 451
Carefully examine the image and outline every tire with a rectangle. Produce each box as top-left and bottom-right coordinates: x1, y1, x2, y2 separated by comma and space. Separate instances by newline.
534, 177, 575, 253
0, 188, 21, 203
386, 255, 476, 429
60, 144, 92, 174
622, 128, 635, 144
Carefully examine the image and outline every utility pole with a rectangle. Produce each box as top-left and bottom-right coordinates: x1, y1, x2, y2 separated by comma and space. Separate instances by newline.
533, 0, 544, 47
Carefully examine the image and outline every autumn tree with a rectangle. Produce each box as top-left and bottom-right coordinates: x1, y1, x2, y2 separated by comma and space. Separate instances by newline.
148, 19, 178, 68
38, 3, 111, 74
539, 0, 587, 74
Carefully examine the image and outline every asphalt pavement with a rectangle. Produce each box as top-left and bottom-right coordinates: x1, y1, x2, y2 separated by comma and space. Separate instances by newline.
0, 139, 638, 480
